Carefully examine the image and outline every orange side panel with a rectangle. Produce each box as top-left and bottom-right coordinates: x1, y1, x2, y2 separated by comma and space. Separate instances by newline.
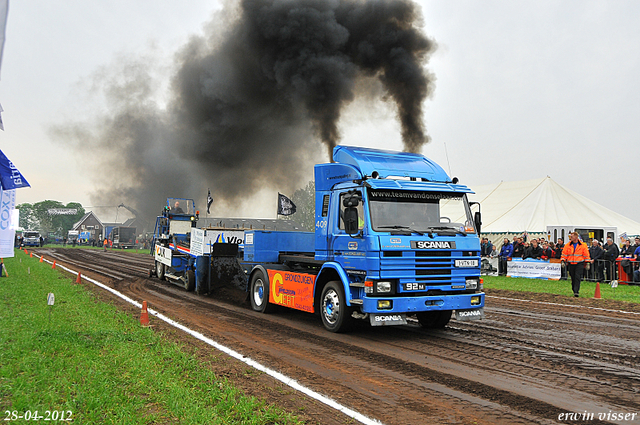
267, 270, 316, 313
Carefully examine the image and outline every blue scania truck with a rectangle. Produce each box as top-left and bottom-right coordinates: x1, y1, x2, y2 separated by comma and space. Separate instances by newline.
152, 146, 484, 332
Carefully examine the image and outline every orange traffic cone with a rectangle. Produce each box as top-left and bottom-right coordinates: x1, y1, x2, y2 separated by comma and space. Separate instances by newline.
39, 256, 44, 263
30, 252, 33, 258
594, 282, 602, 299
140, 301, 150, 327
52, 260, 56, 269
75, 272, 82, 284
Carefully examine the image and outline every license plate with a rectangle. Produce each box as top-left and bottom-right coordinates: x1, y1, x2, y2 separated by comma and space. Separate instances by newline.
455, 308, 484, 321
403, 282, 427, 291
369, 314, 407, 326
455, 259, 478, 268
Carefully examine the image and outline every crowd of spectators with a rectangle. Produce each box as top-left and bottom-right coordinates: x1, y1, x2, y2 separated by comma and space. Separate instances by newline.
482, 235, 640, 282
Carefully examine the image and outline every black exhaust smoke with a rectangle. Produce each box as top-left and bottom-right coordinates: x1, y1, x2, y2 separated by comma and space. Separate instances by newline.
51, 0, 436, 219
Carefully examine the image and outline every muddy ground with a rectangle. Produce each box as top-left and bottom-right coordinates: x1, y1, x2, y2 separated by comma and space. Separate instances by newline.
36, 249, 640, 425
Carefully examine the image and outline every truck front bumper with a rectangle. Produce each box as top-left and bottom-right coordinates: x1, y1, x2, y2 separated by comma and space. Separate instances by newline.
360, 292, 484, 314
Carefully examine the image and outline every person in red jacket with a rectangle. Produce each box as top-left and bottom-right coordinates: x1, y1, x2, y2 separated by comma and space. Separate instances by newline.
561, 232, 591, 297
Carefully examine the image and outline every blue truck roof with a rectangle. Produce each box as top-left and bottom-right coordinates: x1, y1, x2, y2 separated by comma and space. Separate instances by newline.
316, 146, 456, 191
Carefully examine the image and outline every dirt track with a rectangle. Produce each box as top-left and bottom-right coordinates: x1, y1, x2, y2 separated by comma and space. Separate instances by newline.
38, 248, 640, 425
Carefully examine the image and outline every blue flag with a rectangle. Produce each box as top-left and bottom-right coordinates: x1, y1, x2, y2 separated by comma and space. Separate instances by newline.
0, 149, 30, 189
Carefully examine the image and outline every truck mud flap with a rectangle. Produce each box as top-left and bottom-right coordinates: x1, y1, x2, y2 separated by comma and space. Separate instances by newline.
455, 307, 484, 321
369, 313, 407, 326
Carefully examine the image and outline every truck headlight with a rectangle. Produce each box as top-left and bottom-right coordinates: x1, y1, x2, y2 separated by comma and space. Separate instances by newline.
465, 278, 478, 290
376, 281, 392, 293
470, 296, 481, 305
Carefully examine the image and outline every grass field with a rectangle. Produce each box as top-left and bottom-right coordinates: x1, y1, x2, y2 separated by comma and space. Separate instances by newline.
0, 251, 301, 425
483, 275, 640, 304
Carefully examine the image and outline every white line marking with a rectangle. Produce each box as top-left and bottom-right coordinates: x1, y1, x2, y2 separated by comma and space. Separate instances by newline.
38, 254, 384, 425
487, 295, 640, 315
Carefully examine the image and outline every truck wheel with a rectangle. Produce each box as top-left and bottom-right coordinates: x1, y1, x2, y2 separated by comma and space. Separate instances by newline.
184, 270, 195, 292
155, 261, 165, 281
416, 310, 452, 329
250, 270, 274, 313
320, 281, 353, 333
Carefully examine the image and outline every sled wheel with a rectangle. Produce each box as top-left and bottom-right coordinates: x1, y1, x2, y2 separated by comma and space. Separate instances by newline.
155, 261, 165, 281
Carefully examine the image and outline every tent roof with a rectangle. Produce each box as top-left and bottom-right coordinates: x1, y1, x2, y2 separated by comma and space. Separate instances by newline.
468, 177, 640, 235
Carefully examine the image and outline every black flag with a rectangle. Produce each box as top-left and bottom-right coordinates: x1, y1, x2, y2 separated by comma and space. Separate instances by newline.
277, 193, 296, 216
207, 189, 213, 214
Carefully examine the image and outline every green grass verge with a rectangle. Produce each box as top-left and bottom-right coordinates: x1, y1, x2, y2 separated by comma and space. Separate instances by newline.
0, 251, 302, 424
483, 275, 640, 304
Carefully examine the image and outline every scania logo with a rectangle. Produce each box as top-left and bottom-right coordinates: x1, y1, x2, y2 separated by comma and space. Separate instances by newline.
411, 240, 456, 249
459, 310, 481, 317
375, 315, 402, 322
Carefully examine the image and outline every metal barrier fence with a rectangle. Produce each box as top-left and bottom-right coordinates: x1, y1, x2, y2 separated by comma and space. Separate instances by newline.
583, 258, 639, 285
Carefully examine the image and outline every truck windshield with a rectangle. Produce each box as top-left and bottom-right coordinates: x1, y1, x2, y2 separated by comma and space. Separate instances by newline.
368, 189, 475, 234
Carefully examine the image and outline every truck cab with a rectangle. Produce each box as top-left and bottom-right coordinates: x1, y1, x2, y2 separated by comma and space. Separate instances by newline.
22, 231, 41, 247
244, 146, 484, 332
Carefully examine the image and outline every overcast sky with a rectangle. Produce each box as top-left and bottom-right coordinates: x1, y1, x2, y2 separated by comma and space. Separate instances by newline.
1, 0, 639, 224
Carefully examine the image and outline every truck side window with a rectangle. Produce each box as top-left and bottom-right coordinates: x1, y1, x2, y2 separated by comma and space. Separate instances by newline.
339, 191, 364, 231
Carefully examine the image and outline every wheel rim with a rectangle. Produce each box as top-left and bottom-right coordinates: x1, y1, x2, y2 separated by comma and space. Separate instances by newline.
156, 262, 162, 275
253, 278, 265, 307
322, 289, 340, 325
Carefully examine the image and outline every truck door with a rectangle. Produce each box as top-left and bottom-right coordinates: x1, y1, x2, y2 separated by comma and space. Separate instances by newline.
330, 190, 367, 271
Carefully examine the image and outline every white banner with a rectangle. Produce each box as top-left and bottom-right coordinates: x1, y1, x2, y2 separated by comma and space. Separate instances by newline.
47, 208, 78, 215
190, 228, 245, 256
0, 188, 16, 257
481, 257, 499, 275
507, 259, 560, 280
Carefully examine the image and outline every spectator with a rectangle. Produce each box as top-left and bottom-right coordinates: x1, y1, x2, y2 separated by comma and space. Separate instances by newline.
634, 242, 640, 282
481, 238, 493, 257
620, 239, 634, 281
512, 237, 525, 258
589, 240, 605, 282
561, 232, 591, 297
490, 245, 498, 258
620, 239, 634, 256
555, 238, 565, 258
498, 238, 513, 276
541, 241, 553, 260
523, 239, 543, 259
603, 238, 620, 281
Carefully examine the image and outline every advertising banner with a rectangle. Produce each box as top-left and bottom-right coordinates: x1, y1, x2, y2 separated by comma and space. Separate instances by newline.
0, 188, 16, 257
190, 228, 245, 256
507, 258, 561, 280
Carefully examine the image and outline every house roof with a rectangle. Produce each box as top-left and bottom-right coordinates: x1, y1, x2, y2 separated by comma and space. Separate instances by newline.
72, 211, 104, 230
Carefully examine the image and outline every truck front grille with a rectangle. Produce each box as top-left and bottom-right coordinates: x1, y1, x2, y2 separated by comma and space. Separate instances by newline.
380, 250, 475, 286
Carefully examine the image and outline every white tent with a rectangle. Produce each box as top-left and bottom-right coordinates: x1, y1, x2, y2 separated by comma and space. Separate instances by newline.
467, 177, 640, 236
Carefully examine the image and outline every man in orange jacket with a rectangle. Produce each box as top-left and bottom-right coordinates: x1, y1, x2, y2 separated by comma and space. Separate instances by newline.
561, 232, 591, 297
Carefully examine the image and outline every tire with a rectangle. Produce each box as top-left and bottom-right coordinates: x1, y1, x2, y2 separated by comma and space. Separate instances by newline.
250, 270, 274, 313
184, 270, 195, 292
155, 261, 165, 281
320, 281, 353, 333
416, 310, 452, 329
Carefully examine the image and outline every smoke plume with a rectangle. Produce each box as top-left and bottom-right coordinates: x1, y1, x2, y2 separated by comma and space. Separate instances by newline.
51, 0, 436, 222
